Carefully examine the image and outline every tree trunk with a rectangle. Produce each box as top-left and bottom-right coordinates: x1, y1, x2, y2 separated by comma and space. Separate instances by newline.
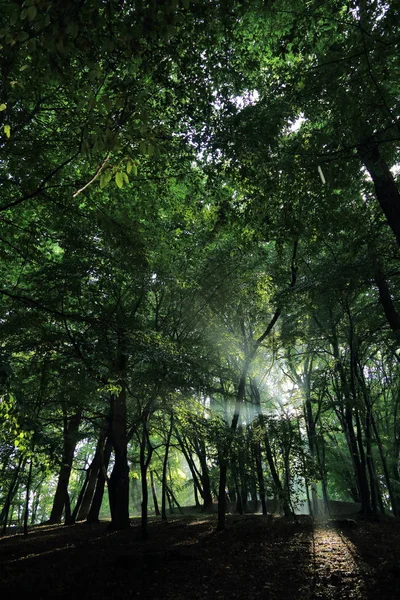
264, 430, 292, 517
23, 456, 34, 536
238, 435, 248, 513
108, 338, 130, 531
371, 411, 398, 516
217, 460, 228, 530
140, 460, 149, 540
250, 378, 292, 516
192, 435, 214, 511
194, 483, 200, 508
359, 141, 400, 245
87, 437, 112, 524
48, 408, 82, 524
64, 487, 72, 525
150, 471, 160, 516
175, 431, 204, 507
76, 431, 106, 521
331, 318, 372, 514
161, 416, 173, 521
1, 454, 25, 534
374, 263, 400, 342
357, 365, 395, 515
345, 406, 372, 513
253, 441, 268, 515
217, 368, 248, 531
139, 412, 154, 540
71, 469, 90, 523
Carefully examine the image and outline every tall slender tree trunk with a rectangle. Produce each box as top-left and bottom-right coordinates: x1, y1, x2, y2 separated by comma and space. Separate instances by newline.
175, 431, 204, 507
194, 483, 201, 508
344, 406, 371, 511
196, 439, 213, 511
23, 455, 34, 536
139, 412, 154, 540
87, 437, 112, 524
1, 454, 25, 534
140, 457, 149, 540
253, 441, 268, 515
359, 140, 400, 245
76, 431, 106, 521
217, 367, 249, 531
71, 469, 90, 523
374, 263, 400, 341
251, 378, 292, 517
371, 411, 398, 516
331, 317, 372, 514
317, 437, 330, 515
217, 460, 228, 528
108, 333, 130, 531
161, 418, 173, 521
108, 387, 130, 530
237, 433, 248, 513
264, 430, 292, 517
150, 471, 160, 516
349, 334, 374, 516
48, 407, 82, 524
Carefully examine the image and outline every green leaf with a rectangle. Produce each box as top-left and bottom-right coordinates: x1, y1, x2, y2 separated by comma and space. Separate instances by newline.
18, 31, 30, 42
27, 5, 37, 21
3, 124, 10, 138
0, 103, 6, 111
115, 171, 124, 188
100, 170, 112, 188
27, 38, 36, 53
100, 173, 108, 189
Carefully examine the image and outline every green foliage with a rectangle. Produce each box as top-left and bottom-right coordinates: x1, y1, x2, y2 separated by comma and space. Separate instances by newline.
0, 0, 399, 526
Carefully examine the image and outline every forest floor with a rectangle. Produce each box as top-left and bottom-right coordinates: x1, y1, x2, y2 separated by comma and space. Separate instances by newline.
1, 513, 400, 599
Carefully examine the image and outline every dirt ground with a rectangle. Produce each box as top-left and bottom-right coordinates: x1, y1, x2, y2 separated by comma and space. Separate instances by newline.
1, 514, 400, 599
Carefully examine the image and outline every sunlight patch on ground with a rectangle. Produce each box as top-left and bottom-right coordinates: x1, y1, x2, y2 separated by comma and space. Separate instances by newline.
187, 519, 210, 526
311, 525, 365, 598
7, 545, 76, 563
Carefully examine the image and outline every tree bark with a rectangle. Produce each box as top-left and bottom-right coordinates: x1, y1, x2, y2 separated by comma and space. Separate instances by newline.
374, 263, 400, 342
107, 333, 130, 531
150, 471, 160, 516
161, 416, 173, 521
23, 456, 34, 536
108, 387, 130, 530
0, 454, 25, 534
264, 429, 292, 517
139, 411, 154, 540
359, 141, 400, 245
71, 468, 90, 523
76, 431, 106, 521
87, 437, 112, 523
48, 407, 82, 524
253, 440, 268, 515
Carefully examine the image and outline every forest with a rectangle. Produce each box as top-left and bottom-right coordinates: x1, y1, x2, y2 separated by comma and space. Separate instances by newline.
0, 0, 400, 597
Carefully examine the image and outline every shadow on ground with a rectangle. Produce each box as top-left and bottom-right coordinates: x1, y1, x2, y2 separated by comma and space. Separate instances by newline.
334, 516, 400, 600
1, 514, 398, 599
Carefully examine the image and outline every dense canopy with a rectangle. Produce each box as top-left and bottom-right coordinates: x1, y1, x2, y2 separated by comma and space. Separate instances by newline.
0, 0, 400, 538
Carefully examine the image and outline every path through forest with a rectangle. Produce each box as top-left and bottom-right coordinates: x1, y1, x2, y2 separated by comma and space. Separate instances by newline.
1, 515, 400, 598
